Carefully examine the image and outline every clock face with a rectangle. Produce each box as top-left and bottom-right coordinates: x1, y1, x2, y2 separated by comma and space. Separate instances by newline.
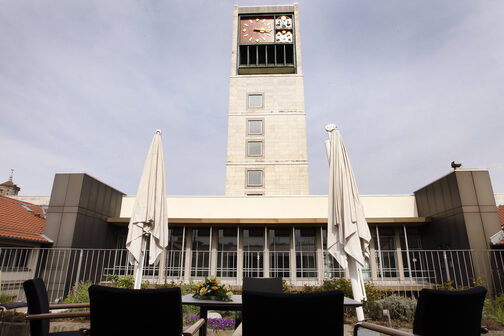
240, 17, 274, 44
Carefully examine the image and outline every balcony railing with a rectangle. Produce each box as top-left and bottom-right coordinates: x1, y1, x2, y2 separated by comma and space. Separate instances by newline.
0, 247, 502, 302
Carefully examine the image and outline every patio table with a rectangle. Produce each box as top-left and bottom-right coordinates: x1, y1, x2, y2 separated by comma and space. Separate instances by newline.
182, 294, 362, 336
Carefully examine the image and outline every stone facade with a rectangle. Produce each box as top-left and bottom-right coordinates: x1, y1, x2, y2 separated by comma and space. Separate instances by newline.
225, 4, 309, 196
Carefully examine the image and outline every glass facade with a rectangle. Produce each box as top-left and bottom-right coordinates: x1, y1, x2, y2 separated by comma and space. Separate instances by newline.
157, 225, 421, 284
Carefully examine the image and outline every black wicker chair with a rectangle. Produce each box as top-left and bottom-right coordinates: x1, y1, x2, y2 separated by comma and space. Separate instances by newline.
23, 278, 89, 336
233, 290, 344, 336
87, 285, 204, 336
242, 277, 282, 293
354, 286, 488, 336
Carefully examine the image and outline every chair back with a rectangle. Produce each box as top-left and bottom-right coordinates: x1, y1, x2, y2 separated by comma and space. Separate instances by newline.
413, 286, 487, 336
242, 277, 282, 293
88, 285, 183, 336
242, 290, 344, 336
23, 278, 50, 336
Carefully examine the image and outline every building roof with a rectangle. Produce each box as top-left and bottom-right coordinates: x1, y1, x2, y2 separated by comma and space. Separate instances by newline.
1, 180, 14, 186
0, 195, 51, 243
497, 205, 504, 246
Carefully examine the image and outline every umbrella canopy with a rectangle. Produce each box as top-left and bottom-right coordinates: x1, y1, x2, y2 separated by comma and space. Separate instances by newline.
126, 130, 168, 289
325, 124, 371, 321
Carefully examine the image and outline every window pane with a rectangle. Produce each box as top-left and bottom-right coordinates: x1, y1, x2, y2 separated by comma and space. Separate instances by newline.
248, 170, 263, 186
295, 228, 317, 278
269, 228, 290, 278
248, 120, 263, 134
243, 228, 265, 277
248, 94, 263, 108
166, 227, 185, 278
248, 141, 263, 156
217, 228, 237, 278
191, 228, 210, 278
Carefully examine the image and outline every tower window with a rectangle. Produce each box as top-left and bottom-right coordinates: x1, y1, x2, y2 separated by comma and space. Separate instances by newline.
247, 141, 263, 157
248, 119, 263, 135
248, 94, 263, 108
247, 170, 263, 187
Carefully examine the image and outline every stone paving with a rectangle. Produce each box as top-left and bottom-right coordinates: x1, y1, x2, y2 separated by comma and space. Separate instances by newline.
47, 320, 504, 335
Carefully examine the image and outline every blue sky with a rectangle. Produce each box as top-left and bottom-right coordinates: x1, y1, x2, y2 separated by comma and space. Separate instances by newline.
1, 0, 502, 196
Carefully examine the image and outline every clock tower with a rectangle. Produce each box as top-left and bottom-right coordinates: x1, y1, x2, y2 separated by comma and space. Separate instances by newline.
225, 4, 309, 196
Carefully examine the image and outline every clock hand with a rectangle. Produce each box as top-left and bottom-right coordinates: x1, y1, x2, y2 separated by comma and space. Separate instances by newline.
253, 28, 273, 33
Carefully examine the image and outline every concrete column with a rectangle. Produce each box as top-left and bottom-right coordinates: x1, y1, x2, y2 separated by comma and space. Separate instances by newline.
210, 226, 217, 277
264, 227, 270, 277
394, 228, 405, 281
184, 229, 192, 281
290, 227, 296, 283
237, 227, 243, 285
369, 234, 378, 281
316, 226, 324, 283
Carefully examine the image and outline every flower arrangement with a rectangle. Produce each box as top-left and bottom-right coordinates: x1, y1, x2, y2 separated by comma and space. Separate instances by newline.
192, 277, 233, 301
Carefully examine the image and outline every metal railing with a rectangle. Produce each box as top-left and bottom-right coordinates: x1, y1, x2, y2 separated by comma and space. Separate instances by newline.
0, 247, 502, 302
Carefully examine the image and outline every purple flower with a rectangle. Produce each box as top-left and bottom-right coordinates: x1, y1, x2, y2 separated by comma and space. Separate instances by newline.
184, 315, 201, 326
207, 318, 236, 330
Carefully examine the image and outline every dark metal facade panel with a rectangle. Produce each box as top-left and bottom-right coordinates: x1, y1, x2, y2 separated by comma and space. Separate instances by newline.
456, 171, 479, 206
46, 173, 124, 248
472, 171, 497, 206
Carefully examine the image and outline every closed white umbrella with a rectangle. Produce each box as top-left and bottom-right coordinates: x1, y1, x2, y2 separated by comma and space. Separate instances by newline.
126, 130, 168, 289
325, 124, 371, 321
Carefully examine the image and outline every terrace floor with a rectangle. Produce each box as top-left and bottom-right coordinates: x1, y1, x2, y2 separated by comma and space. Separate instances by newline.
47, 321, 504, 335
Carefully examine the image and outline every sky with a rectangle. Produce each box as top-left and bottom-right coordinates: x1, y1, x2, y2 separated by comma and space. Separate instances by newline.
0, 0, 503, 197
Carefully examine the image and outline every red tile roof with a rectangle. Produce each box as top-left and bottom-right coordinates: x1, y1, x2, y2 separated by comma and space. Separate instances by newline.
0, 195, 51, 243
1, 180, 14, 186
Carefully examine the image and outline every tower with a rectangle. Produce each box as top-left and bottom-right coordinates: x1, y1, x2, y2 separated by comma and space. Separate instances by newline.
225, 4, 309, 196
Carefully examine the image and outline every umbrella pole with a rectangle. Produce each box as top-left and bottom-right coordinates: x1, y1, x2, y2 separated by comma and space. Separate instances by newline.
134, 233, 148, 289
348, 259, 366, 321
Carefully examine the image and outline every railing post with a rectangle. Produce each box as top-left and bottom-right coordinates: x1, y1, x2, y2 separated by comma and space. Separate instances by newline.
443, 250, 451, 282
74, 249, 84, 287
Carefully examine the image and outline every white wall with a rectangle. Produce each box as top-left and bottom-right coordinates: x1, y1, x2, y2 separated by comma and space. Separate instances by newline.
119, 194, 418, 220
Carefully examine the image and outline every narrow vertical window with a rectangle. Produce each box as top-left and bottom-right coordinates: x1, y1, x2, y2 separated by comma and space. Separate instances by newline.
248, 94, 263, 108
248, 120, 263, 135
247, 141, 263, 157
247, 170, 263, 187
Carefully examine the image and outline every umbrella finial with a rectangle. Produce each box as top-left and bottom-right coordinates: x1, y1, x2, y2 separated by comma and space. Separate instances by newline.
155, 130, 162, 135
325, 124, 337, 133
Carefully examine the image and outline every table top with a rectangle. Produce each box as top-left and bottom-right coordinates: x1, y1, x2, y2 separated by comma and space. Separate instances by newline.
182, 294, 242, 307
182, 294, 362, 307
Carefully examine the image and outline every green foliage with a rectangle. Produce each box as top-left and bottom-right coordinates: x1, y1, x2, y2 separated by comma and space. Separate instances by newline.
364, 282, 387, 303
0, 293, 15, 303
106, 274, 148, 289
435, 276, 487, 291
484, 294, 504, 325
321, 278, 353, 297
155, 280, 193, 295
63, 281, 92, 303
368, 295, 417, 322
282, 280, 296, 293
107, 274, 133, 289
